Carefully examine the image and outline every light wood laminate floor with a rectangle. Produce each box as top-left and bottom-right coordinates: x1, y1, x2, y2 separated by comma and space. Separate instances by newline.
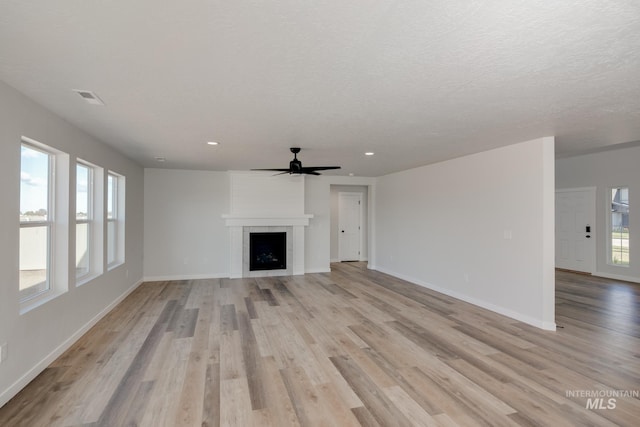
1, 263, 639, 426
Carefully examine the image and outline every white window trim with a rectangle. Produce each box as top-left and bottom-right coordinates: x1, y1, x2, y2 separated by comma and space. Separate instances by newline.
76, 162, 91, 281
19, 141, 54, 302
20, 137, 69, 314
76, 160, 104, 285
107, 171, 125, 270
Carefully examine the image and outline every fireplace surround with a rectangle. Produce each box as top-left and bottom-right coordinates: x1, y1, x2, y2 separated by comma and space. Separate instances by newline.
242, 226, 292, 277
222, 214, 312, 278
223, 171, 312, 278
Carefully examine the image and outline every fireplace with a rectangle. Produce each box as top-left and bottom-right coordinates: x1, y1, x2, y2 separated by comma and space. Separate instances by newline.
249, 232, 287, 271
222, 171, 313, 278
238, 225, 296, 278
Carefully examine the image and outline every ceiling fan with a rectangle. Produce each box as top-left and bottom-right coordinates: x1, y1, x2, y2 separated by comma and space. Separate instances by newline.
252, 147, 341, 175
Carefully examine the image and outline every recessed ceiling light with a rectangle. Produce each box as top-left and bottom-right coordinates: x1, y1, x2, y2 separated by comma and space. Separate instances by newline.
154, 156, 166, 162
365, 152, 375, 156
207, 141, 219, 146
349, 173, 355, 176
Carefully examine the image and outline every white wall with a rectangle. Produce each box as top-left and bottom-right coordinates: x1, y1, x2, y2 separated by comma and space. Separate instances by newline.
330, 185, 369, 262
0, 80, 144, 406
556, 145, 640, 282
229, 171, 305, 216
143, 169, 229, 280
374, 137, 556, 329
304, 177, 332, 273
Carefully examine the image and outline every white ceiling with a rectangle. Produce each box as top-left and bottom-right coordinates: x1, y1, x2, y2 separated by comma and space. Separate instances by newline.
1, 0, 639, 176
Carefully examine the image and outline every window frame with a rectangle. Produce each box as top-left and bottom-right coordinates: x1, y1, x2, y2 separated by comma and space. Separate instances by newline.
107, 171, 125, 269
19, 141, 55, 301
75, 161, 93, 282
19, 137, 69, 313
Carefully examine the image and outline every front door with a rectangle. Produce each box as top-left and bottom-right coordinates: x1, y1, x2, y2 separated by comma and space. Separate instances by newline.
555, 188, 596, 273
338, 192, 362, 261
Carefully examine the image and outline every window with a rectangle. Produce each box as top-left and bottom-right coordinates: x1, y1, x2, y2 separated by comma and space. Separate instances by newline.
19, 137, 69, 310
76, 162, 92, 279
20, 143, 53, 300
76, 161, 104, 284
107, 171, 125, 268
610, 187, 629, 266
107, 173, 116, 265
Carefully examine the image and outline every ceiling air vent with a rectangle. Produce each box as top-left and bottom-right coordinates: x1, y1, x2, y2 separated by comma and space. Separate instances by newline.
73, 89, 105, 106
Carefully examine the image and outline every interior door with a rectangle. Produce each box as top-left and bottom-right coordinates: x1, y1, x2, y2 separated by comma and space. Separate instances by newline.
555, 188, 596, 273
338, 192, 362, 261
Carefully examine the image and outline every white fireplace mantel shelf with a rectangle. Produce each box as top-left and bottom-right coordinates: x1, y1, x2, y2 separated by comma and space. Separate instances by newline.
222, 214, 313, 227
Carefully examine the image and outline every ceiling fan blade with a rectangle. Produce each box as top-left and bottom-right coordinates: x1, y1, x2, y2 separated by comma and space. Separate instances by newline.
251, 168, 292, 172
304, 171, 321, 176
300, 166, 341, 172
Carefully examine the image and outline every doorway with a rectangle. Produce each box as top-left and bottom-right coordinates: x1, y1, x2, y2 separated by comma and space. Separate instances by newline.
555, 187, 596, 273
338, 192, 362, 261
330, 185, 368, 263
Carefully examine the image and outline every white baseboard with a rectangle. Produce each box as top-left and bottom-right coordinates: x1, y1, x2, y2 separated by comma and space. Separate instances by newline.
305, 268, 331, 274
330, 258, 369, 263
593, 271, 640, 284
373, 266, 556, 331
0, 279, 144, 408
143, 273, 229, 282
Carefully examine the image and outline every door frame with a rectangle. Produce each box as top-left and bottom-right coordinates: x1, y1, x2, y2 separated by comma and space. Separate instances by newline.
338, 191, 364, 261
555, 187, 597, 274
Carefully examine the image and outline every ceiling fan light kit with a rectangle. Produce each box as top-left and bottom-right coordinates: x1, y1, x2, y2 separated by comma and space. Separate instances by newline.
252, 147, 341, 176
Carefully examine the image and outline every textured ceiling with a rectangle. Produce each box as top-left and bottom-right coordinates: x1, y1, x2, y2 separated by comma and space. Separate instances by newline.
1, 0, 639, 176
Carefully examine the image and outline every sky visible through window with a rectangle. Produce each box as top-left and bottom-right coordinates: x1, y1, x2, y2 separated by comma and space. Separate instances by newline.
108, 174, 115, 218
20, 145, 49, 217
77, 164, 89, 218
20, 146, 89, 218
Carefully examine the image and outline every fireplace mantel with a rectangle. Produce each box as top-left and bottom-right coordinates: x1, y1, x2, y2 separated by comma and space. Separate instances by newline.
222, 214, 313, 227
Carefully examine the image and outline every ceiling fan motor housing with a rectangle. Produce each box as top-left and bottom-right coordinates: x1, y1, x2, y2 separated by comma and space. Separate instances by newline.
290, 159, 302, 172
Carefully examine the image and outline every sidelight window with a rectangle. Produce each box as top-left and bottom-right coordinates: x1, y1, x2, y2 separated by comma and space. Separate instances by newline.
610, 187, 629, 266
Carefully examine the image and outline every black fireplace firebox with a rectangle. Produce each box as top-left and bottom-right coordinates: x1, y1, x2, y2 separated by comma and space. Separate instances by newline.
249, 232, 287, 271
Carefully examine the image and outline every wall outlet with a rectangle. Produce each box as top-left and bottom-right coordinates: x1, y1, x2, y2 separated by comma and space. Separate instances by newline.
0, 342, 7, 364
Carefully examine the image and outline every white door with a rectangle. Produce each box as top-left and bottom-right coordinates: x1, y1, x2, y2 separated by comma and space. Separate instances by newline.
555, 188, 596, 273
338, 192, 362, 261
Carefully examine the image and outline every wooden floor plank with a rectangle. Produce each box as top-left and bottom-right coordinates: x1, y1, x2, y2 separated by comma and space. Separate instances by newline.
330, 355, 415, 427
200, 363, 220, 427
